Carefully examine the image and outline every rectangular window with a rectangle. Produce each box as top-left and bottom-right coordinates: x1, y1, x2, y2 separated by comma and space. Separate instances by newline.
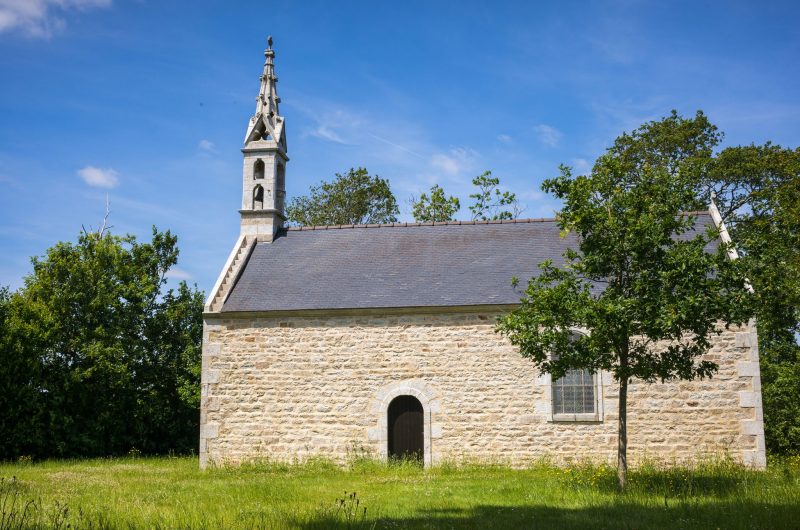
552, 368, 596, 416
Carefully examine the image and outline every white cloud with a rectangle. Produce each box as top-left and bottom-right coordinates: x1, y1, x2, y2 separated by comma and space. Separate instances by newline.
430, 147, 478, 177
78, 166, 118, 188
430, 154, 459, 176
166, 267, 192, 281
0, 0, 111, 37
497, 134, 512, 143
198, 139, 215, 152
533, 124, 563, 148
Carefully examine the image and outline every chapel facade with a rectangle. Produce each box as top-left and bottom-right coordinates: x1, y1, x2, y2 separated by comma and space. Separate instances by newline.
199, 40, 766, 469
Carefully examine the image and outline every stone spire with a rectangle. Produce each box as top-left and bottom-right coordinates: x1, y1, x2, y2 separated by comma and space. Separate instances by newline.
239, 36, 289, 242
244, 36, 286, 147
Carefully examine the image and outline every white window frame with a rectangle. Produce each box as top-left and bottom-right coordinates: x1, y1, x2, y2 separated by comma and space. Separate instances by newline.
549, 369, 604, 422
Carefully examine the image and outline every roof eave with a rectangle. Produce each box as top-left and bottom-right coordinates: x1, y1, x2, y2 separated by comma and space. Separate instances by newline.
204, 303, 520, 320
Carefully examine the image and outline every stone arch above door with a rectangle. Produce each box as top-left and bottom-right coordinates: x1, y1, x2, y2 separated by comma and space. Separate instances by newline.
368, 379, 442, 467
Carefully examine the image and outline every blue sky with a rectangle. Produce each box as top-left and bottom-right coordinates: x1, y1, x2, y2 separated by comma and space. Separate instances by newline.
1, 1, 798, 294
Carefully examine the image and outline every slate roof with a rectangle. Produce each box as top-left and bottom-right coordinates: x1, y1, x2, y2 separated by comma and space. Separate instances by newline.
221, 213, 717, 313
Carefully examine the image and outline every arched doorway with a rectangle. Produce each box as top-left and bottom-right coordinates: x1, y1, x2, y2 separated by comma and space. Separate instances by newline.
387, 395, 424, 462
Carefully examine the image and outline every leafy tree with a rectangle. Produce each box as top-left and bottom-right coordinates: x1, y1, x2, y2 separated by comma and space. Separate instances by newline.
496, 111, 752, 489
703, 144, 800, 454
134, 280, 204, 454
0, 286, 46, 458
0, 227, 203, 458
286, 167, 399, 226
469, 171, 522, 221
411, 184, 460, 222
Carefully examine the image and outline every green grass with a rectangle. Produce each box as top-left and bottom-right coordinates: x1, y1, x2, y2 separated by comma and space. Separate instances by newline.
1, 455, 799, 529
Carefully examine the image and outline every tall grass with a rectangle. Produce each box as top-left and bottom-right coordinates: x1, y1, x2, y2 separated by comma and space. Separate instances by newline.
0, 455, 798, 529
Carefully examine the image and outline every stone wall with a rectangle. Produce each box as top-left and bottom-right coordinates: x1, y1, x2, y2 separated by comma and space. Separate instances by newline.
200, 309, 765, 468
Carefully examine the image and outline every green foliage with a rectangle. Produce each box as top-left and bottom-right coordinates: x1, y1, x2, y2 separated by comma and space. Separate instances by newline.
704, 144, 800, 454
498, 111, 750, 380
761, 361, 800, 455
411, 184, 460, 222
286, 167, 399, 226
497, 111, 753, 486
0, 457, 798, 529
468, 171, 522, 220
0, 228, 203, 459
0, 287, 46, 461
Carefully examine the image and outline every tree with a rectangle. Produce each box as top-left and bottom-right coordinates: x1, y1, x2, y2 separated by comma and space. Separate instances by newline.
496, 111, 752, 489
468, 171, 523, 220
0, 286, 46, 458
411, 184, 460, 222
703, 144, 800, 454
0, 226, 203, 458
286, 167, 399, 226
134, 280, 204, 454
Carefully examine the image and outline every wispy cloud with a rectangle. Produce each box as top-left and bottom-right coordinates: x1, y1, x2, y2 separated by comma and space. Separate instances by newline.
294, 101, 431, 159
301, 108, 361, 144
166, 267, 192, 281
198, 139, 215, 152
430, 147, 478, 177
289, 98, 488, 202
497, 134, 512, 143
309, 124, 346, 144
78, 166, 119, 188
533, 124, 563, 148
0, 0, 112, 38
366, 132, 425, 159
293, 99, 447, 179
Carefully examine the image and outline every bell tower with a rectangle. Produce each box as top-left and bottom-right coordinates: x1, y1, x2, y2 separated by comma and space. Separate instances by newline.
239, 36, 288, 242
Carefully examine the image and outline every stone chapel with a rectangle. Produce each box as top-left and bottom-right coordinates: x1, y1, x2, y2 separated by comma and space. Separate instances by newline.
199, 39, 766, 469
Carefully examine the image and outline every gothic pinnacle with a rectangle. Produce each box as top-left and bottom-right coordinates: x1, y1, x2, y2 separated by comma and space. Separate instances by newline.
245, 34, 284, 144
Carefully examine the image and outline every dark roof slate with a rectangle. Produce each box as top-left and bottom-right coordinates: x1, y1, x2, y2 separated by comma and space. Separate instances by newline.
221, 214, 717, 313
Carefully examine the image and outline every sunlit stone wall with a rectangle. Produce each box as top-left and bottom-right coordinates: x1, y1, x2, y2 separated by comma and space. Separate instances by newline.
199, 310, 765, 469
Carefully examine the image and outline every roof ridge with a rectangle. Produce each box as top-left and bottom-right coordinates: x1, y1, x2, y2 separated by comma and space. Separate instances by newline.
284, 210, 711, 231
285, 217, 559, 231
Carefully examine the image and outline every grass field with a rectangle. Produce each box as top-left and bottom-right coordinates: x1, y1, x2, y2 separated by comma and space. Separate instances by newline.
1, 455, 799, 529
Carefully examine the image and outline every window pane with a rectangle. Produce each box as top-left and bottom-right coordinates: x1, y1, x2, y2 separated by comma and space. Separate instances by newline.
582, 383, 595, 413
553, 386, 563, 414
552, 369, 595, 415
563, 385, 576, 413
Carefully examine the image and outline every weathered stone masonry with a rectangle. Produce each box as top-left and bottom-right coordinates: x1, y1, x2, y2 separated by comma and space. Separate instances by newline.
199, 309, 765, 469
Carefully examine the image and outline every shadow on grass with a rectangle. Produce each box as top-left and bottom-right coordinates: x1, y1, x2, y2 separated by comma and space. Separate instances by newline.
595, 470, 744, 497
299, 501, 800, 530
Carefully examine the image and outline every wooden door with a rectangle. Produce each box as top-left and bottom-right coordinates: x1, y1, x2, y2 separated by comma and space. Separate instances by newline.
388, 395, 424, 462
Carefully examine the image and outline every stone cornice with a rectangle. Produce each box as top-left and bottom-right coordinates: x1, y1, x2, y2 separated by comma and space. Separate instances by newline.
203, 303, 518, 320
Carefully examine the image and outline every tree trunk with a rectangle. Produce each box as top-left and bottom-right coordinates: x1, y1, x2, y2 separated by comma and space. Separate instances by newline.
617, 375, 629, 490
